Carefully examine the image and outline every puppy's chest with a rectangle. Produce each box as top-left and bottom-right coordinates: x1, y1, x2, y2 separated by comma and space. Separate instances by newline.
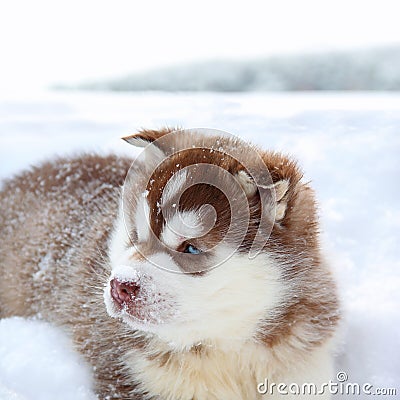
126, 344, 274, 400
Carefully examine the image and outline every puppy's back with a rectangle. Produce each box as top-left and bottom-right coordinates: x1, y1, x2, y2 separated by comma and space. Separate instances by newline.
0, 154, 131, 319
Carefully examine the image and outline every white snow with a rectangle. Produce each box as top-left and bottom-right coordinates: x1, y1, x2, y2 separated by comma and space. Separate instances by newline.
0, 90, 399, 398
0, 318, 96, 400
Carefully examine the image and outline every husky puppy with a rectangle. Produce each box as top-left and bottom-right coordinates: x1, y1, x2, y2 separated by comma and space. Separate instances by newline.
0, 128, 339, 399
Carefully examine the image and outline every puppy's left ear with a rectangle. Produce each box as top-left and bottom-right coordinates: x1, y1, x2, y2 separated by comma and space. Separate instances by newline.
261, 179, 290, 222
236, 170, 291, 222
122, 127, 178, 148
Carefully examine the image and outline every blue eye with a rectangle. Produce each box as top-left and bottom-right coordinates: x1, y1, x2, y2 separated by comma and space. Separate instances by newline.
184, 244, 201, 254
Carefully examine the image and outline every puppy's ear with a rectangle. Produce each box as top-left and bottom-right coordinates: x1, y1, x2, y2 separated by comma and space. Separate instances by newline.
123, 127, 181, 163
122, 127, 178, 147
237, 149, 303, 225
261, 180, 290, 222
236, 170, 290, 222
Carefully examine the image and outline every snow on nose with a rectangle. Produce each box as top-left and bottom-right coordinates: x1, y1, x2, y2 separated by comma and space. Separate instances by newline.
110, 278, 140, 309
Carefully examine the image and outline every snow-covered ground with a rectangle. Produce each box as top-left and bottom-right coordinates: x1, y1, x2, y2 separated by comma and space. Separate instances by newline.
0, 91, 399, 399
0, 318, 96, 400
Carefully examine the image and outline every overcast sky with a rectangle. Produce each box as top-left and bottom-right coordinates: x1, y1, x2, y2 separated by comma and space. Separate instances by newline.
1, 0, 399, 91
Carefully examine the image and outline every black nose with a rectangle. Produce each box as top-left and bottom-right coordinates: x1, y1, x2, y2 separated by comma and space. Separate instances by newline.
110, 278, 140, 308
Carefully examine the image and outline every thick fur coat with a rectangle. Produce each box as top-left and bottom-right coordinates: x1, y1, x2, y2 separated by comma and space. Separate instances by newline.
0, 128, 340, 399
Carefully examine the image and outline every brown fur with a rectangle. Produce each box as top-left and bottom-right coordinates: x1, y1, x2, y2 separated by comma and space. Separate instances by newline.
123, 129, 339, 351
0, 154, 140, 398
0, 129, 340, 399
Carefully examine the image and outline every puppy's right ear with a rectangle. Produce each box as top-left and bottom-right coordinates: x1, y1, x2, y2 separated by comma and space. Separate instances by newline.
123, 128, 181, 164
122, 127, 178, 148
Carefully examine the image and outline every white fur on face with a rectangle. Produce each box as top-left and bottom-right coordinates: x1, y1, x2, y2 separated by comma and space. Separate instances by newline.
106, 209, 286, 350
161, 210, 203, 249
152, 251, 286, 349
136, 197, 151, 243
161, 169, 187, 207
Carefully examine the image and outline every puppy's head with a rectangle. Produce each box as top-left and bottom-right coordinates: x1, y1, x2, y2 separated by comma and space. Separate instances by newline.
104, 128, 322, 350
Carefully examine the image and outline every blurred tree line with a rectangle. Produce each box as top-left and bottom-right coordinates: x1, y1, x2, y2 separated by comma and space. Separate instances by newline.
76, 46, 400, 92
